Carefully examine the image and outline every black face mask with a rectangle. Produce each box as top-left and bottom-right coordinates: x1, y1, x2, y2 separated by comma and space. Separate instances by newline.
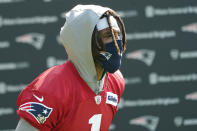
98, 40, 123, 73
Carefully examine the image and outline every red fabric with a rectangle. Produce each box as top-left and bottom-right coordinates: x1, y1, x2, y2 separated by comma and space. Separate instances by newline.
17, 61, 125, 131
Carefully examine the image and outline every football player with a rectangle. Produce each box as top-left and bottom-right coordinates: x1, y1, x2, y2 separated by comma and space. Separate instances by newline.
15, 4, 126, 131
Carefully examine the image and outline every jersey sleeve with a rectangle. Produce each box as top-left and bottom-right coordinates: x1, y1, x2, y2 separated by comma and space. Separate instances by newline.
16, 87, 64, 131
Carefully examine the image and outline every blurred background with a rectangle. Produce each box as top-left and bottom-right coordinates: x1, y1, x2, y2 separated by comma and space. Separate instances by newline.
0, 0, 197, 130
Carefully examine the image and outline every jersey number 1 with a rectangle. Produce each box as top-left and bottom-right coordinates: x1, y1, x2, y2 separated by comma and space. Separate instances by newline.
89, 114, 102, 131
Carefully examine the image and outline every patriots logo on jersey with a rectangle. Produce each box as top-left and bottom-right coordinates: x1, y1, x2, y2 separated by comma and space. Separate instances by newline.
19, 102, 53, 124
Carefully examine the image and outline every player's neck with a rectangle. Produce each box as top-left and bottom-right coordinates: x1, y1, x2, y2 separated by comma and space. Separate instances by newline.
95, 63, 104, 80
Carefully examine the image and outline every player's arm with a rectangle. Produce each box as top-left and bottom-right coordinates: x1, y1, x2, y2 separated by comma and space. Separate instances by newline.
15, 118, 39, 131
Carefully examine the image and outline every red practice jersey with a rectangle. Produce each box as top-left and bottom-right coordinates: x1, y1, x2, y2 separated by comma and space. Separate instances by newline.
17, 61, 125, 131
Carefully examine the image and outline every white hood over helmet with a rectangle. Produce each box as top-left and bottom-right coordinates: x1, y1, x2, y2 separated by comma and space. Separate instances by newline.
60, 5, 111, 92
